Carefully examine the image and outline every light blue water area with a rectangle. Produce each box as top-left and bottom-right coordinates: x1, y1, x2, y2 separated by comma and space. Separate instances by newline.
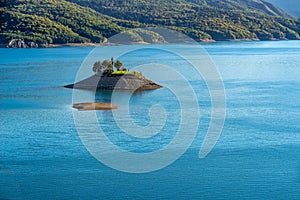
0, 41, 299, 199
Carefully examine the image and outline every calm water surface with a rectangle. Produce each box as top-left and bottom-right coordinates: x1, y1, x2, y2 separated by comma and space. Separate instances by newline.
0, 41, 299, 199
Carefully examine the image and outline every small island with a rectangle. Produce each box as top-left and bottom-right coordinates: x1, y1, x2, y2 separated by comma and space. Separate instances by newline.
72, 102, 117, 110
65, 58, 162, 90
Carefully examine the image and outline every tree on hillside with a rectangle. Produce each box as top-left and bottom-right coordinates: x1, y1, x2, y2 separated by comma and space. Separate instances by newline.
0, 0, 16, 6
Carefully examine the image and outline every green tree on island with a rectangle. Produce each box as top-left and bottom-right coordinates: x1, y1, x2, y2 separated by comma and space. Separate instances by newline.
114, 60, 123, 71
102, 59, 113, 69
92, 59, 114, 74
92, 61, 104, 73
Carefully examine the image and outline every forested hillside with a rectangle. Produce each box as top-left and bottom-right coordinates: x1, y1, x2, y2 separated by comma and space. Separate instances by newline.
68, 0, 300, 40
0, 0, 139, 45
1, 0, 300, 46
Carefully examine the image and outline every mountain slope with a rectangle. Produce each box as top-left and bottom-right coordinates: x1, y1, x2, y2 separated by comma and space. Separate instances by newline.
1, 0, 300, 46
0, 0, 140, 45
188, 0, 293, 18
67, 0, 300, 40
264, 0, 300, 18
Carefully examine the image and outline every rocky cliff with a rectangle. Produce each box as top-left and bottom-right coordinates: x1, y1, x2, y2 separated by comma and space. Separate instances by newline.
64, 73, 162, 90
7, 39, 38, 48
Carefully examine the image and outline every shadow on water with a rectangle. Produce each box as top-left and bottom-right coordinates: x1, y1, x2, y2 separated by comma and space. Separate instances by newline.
94, 89, 156, 102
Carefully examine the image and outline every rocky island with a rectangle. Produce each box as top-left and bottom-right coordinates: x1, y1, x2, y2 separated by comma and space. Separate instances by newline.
64, 58, 162, 90
72, 102, 117, 110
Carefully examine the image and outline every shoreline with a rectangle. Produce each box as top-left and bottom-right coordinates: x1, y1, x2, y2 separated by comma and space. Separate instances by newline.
0, 41, 152, 48
1, 38, 298, 48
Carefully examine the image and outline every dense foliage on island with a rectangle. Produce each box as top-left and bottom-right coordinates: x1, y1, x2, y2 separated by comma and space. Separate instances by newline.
1, 0, 300, 47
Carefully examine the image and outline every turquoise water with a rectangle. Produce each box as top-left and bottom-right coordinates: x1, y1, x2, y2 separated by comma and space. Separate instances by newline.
0, 41, 299, 199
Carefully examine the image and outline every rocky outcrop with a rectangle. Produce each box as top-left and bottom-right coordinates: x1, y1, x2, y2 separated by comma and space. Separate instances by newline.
64, 73, 162, 90
73, 102, 117, 110
7, 39, 38, 48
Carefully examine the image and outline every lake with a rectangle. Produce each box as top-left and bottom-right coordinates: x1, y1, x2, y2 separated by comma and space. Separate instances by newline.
0, 41, 299, 199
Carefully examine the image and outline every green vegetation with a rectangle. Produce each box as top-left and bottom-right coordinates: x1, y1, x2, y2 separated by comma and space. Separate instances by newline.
1, 0, 300, 46
1, 0, 138, 44
68, 0, 300, 41
114, 60, 123, 71
92, 59, 113, 74
92, 58, 141, 76
112, 71, 138, 76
